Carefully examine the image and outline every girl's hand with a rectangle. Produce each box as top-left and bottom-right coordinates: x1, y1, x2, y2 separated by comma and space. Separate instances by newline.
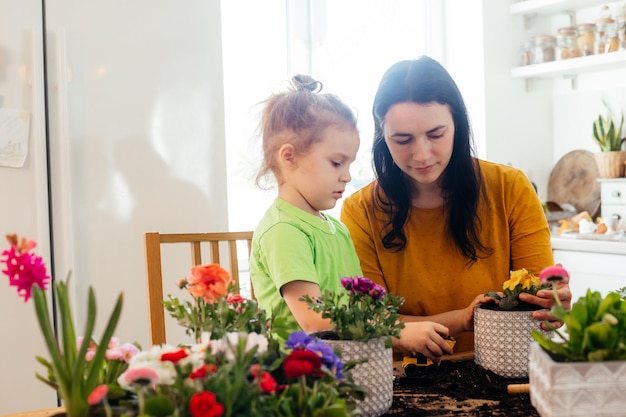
462, 293, 495, 332
393, 321, 453, 361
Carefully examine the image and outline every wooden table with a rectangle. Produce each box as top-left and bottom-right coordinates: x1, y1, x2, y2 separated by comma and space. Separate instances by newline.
1, 408, 64, 417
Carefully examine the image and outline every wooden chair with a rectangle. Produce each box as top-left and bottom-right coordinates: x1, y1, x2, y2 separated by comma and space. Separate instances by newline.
144, 231, 254, 345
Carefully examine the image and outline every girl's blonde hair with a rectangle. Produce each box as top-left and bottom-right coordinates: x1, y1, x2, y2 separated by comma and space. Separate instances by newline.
256, 74, 357, 186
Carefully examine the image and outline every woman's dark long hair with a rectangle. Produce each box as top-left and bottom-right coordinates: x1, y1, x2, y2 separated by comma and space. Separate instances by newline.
371, 56, 491, 263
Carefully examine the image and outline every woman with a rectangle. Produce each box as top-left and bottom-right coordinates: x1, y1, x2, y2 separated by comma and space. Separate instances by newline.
340, 56, 571, 352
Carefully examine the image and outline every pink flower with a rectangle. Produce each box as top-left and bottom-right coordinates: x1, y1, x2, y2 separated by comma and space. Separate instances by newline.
186, 264, 231, 304
227, 294, 246, 305
119, 367, 160, 388
87, 384, 108, 405
106, 342, 139, 362
539, 266, 570, 285
1, 235, 51, 302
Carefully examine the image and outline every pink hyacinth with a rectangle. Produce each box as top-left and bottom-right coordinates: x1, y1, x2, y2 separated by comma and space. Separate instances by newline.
1, 235, 51, 302
539, 265, 570, 285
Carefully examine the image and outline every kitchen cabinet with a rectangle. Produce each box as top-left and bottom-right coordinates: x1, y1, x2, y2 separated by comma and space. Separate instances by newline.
552, 237, 626, 302
599, 178, 626, 219
510, 0, 626, 82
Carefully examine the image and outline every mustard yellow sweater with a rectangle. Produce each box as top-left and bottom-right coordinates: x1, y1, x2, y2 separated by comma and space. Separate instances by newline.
341, 160, 554, 352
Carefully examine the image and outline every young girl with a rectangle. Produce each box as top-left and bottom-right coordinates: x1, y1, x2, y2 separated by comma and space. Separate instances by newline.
249, 74, 453, 360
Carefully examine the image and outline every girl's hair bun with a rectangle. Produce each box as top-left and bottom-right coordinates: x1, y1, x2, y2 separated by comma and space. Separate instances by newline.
292, 74, 323, 93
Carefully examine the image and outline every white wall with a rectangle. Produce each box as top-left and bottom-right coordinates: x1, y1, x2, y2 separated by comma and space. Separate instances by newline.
0, 0, 229, 413
445, 0, 554, 199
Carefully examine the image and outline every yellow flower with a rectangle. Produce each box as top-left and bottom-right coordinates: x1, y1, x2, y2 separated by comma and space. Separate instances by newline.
502, 268, 540, 292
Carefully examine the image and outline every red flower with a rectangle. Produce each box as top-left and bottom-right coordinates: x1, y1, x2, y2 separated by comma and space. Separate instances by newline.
1, 235, 50, 302
161, 348, 189, 363
189, 391, 224, 417
87, 384, 108, 405
186, 264, 231, 304
190, 363, 217, 379
282, 349, 322, 378
250, 364, 277, 393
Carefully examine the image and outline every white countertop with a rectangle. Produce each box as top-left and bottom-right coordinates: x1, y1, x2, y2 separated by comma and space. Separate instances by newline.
551, 235, 626, 255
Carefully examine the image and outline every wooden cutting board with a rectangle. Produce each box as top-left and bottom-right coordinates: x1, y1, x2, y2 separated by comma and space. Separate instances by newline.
547, 150, 601, 218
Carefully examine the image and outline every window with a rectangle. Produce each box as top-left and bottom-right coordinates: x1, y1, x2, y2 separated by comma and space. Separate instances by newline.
221, 0, 441, 230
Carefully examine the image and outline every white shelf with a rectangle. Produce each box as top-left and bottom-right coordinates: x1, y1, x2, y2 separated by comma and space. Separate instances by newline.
511, 50, 626, 78
510, 0, 608, 16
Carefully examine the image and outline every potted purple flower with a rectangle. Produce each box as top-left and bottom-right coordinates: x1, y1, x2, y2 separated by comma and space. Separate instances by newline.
300, 276, 405, 417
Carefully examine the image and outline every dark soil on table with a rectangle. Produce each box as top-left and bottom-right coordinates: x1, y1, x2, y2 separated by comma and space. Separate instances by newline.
385, 359, 539, 417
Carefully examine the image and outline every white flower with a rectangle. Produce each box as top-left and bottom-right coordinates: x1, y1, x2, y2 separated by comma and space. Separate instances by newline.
210, 332, 268, 361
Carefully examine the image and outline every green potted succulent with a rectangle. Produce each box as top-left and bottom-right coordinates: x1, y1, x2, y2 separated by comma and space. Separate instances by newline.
592, 100, 626, 177
529, 266, 626, 417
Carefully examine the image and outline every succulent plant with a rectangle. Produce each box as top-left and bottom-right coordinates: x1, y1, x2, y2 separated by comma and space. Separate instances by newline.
592, 101, 625, 152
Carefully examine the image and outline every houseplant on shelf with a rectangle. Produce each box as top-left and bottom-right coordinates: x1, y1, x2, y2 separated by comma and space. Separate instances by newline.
474, 268, 553, 378
529, 265, 626, 417
300, 276, 405, 417
1, 234, 127, 417
592, 100, 626, 178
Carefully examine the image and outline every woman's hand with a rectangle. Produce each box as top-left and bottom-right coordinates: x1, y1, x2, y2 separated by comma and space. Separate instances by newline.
519, 282, 572, 330
392, 321, 453, 361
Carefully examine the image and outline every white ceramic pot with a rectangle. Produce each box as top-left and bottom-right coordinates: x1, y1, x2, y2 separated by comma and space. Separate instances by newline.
311, 332, 393, 417
474, 306, 551, 378
529, 341, 626, 417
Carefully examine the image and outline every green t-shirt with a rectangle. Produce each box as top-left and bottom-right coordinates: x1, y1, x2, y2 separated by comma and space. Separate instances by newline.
250, 198, 363, 333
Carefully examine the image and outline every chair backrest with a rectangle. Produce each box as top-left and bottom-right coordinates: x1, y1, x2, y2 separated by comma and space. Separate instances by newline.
144, 231, 254, 345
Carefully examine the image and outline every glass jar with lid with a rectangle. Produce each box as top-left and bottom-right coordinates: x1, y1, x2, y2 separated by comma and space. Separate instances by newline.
617, 15, 626, 51
595, 17, 617, 54
555, 28, 578, 59
520, 40, 532, 66
529, 35, 556, 64
576, 23, 596, 56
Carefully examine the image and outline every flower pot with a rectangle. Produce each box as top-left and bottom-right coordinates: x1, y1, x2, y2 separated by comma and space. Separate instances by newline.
594, 151, 626, 178
310, 331, 393, 417
474, 305, 552, 378
529, 341, 626, 417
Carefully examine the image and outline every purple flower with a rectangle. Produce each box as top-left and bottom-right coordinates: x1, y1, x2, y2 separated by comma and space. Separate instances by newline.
341, 276, 386, 300
305, 340, 345, 379
369, 284, 386, 300
285, 331, 315, 350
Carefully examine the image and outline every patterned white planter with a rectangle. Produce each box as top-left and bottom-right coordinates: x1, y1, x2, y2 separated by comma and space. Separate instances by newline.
474, 306, 551, 378
529, 342, 626, 417
311, 332, 393, 417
